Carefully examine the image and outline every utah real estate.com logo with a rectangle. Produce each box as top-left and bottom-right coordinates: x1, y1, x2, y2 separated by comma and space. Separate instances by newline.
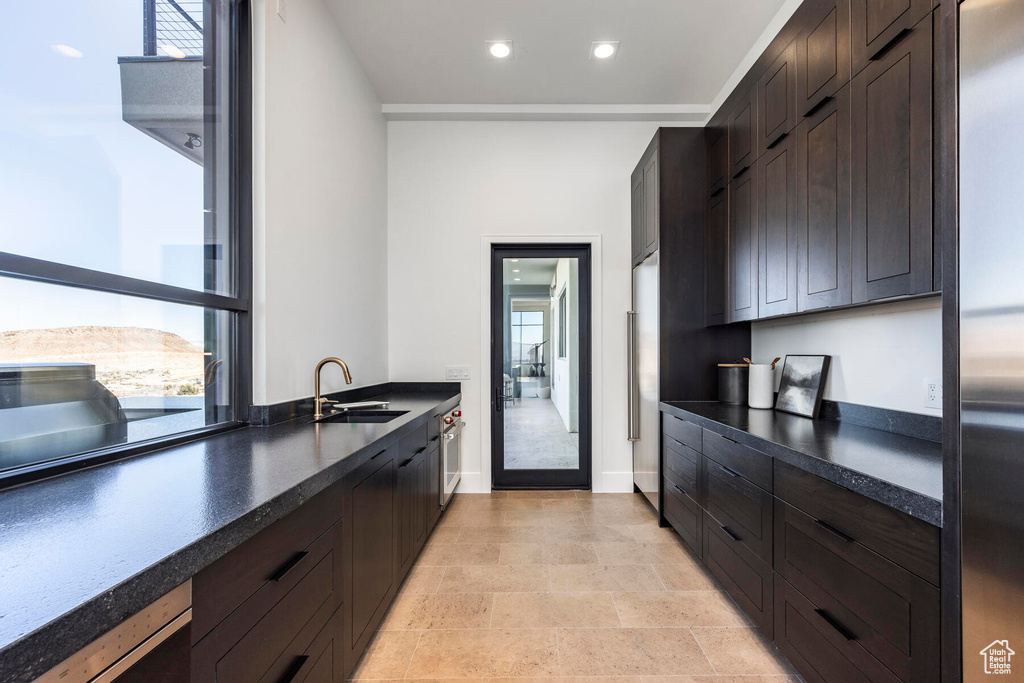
980, 640, 1015, 675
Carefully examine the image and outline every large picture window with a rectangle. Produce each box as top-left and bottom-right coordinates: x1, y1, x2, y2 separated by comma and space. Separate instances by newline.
0, 0, 251, 483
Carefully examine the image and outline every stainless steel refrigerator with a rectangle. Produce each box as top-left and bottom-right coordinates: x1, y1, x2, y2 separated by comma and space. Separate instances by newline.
960, 1, 1024, 678
629, 251, 659, 507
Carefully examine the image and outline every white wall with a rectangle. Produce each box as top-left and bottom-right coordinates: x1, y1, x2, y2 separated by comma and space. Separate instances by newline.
387, 121, 678, 492
251, 0, 389, 405
550, 258, 579, 432
751, 297, 943, 416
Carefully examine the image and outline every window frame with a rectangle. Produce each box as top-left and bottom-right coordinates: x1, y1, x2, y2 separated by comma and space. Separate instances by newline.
558, 287, 568, 359
0, 0, 252, 489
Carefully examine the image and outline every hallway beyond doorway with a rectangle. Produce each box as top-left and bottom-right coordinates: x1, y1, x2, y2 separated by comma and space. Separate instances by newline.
503, 397, 579, 470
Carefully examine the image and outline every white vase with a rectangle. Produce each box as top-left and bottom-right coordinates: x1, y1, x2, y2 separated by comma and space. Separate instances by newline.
748, 364, 774, 409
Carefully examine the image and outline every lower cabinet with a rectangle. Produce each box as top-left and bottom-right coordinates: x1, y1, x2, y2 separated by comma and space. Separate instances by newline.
663, 476, 703, 559
397, 444, 429, 579
703, 509, 774, 637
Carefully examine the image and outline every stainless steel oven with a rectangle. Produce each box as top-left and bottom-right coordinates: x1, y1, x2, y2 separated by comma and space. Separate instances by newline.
440, 405, 464, 508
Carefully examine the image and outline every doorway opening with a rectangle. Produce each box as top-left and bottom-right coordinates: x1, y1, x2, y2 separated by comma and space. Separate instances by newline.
490, 244, 591, 489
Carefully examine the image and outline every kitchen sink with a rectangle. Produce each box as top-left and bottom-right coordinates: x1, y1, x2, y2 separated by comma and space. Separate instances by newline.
315, 410, 408, 424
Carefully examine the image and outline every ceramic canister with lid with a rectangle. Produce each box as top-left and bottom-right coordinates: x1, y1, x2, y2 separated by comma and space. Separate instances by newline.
718, 364, 749, 405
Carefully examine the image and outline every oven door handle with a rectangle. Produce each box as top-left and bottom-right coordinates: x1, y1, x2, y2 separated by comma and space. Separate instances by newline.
443, 421, 466, 440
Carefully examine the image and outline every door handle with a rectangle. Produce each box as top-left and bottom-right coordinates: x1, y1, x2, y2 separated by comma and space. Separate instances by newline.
495, 387, 502, 413
627, 311, 639, 441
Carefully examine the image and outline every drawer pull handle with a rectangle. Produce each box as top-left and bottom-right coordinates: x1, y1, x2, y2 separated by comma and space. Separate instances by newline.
869, 27, 912, 61
371, 449, 386, 460
399, 458, 414, 468
672, 484, 686, 496
270, 551, 309, 582
731, 163, 750, 179
765, 129, 787, 149
718, 464, 741, 478
720, 525, 741, 542
814, 519, 855, 543
815, 608, 856, 641
415, 446, 428, 455
279, 655, 310, 683
803, 94, 832, 117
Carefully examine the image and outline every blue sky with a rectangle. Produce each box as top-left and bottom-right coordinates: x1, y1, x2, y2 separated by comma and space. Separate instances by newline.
1, 1, 207, 341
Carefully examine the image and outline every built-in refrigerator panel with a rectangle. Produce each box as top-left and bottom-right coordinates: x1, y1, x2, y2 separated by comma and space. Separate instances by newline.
631, 252, 659, 507
960, 1, 1024, 678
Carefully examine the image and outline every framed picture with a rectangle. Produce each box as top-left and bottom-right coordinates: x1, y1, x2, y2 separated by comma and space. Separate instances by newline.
775, 355, 831, 418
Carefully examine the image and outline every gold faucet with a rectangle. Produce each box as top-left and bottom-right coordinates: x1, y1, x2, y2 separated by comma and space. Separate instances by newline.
313, 357, 353, 419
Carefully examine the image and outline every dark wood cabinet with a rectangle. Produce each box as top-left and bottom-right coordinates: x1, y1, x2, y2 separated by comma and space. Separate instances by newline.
851, 16, 933, 303
705, 459, 774, 563
397, 444, 430, 579
426, 440, 442, 533
664, 437, 703, 505
703, 508, 774, 637
757, 132, 798, 317
796, 0, 852, 117
643, 153, 659, 258
630, 138, 660, 267
631, 172, 644, 265
706, 126, 728, 197
728, 167, 758, 322
851, 0, 933, 74
705, 191, 729, 326
728, 87, 758, 178
758, 40, 798, 152
797, 84, 853, 311
663, 478, 704, 559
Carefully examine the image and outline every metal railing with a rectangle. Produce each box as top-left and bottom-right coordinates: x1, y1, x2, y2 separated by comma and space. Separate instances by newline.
144, 0, 204, 57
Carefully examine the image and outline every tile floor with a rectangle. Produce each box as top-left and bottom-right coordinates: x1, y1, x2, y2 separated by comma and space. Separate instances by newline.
350, 490, 799, 682
502, 399, 579, 470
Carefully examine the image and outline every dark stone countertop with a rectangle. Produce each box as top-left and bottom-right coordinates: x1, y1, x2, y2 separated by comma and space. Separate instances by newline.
660, 401, 942, 527
0, 386, 460, 683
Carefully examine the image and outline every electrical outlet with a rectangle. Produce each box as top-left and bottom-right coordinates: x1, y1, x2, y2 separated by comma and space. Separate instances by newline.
924, 377, 942, 409
445, 365, 471, 381
276, 0, 286, 21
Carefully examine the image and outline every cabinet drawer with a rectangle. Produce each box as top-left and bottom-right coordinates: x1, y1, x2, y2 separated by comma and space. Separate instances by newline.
774, 499, 939, 682
192, 481, 343, 642
774, 574, 900, 683
663, 438, 702, 503
662, 413, 702, 452
705, 458, 773, 562
774, 459, 939, 585
703, 509, 773, 637
702, 429, 773, 492
663, 479, 703, 560
257, 606, 343, 683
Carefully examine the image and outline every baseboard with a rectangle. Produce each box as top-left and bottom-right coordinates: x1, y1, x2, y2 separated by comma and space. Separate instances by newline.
596, 471, 635, 493
456, 471, 487, 494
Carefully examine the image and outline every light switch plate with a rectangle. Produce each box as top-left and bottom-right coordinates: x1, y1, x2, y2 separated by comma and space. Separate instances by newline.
276, 0, 286, 21
445, 365, 471, 381
924, 377, 942, 409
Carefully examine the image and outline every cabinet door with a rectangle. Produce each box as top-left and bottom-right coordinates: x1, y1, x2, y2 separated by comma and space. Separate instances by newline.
797, 85, 852, 311
706, 126, 728, 197
631, 172, 644, 266
642, 152, 659, 258
728, 167, 758, 322
705, 192, 729, 326
759, 40, 798, 152
757, 132, 798, 317
796, 0, 852, 117
851, 17, 932, 303
425, 441, 441, 534
396, 453, 416, 578
851, 0, 932, 74
413, 448, 428, 549
728, 87, 757, 178
348, 453, 395, 652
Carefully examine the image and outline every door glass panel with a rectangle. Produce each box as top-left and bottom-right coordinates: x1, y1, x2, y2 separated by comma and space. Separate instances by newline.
501, 257, 579, 470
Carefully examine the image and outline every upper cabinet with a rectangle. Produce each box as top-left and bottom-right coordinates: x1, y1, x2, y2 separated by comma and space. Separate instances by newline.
851, 0, 933, 74
706, 126, 728, 197
796, 0, 852, 116
729, 167, 759, 322
643, 153, 660, 257
631, 172, 644, 265
631, 138, 659, 267
758, 133, 798, 318
758, 40, 798, 153
851, 15, 933, 303
728, 87, 758, 179
705, 190, 729, 327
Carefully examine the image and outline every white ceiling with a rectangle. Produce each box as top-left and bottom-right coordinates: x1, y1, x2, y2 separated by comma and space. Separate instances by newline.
329, 0, 792, 116
503, 258, 559, 286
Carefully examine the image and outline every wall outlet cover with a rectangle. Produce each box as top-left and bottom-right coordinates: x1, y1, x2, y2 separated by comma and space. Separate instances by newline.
445, 365, 471, 381
924, 377, 942, 409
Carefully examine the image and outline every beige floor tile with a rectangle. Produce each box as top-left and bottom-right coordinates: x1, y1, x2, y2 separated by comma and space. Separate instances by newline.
545, 524, 636, 543
498, 542, 599, 565
505, 509, 587, 526
491, 591, 621, 628
640, 676, 800, 683
406, 629, 560, 678
548, 564, 666, 592
426, 525, 462, 544
507, 490, 580, 499
457, 525, 548, 544
691, 627, 796, 676
584, 507, 661, 526
381, 592, 493, 630
416, 543, 500, 566
438, 509, 506, 527
401, 565, 446, 593
653, 564, 719, 592
437, 565, 551, 593
594, 542, 698, 565
499, 497, 583, 510
613, 591, 750, 627
350, 630, 422, 679
629, 525, 688, 544
556, 627, 715, 676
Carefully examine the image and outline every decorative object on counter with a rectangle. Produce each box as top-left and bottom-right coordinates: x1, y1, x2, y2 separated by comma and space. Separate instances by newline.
748, 361, 775, 410
775, 355, 831, 419
718, 362, 749, 405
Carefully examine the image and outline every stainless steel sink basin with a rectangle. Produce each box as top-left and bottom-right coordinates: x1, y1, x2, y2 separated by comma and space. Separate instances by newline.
315, 410, 408, 424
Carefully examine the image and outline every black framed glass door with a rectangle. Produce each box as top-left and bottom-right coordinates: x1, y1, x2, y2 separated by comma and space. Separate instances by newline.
491, 245, 591, 488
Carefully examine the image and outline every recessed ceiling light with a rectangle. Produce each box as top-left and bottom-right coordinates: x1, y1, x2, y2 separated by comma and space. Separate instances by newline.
591, 41, 619, 60
510, 259, 519, 262
159, 44, 186, 59
487, 40, 513, 60
514, 278, 521, 281
513, 269, 520, 272
51, 44, 83, 58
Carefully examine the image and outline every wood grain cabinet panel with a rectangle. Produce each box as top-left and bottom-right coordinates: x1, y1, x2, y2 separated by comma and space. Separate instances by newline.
705, 191, 729, 326
851, 16, 933, 303
728, 167, 758, 322
703, 509, 774, 637
664, 478, 704, 560
728, 87, 758, 178
759, 40, 798, 152
706, 126, 728, 197
797, 84, 852, 311
851, 0, 933, 74
705, 460, 774, 563
631, 172, 644, 265
643, 153, 660, 258
797, 0, 852, 116
757, 132, 798, 317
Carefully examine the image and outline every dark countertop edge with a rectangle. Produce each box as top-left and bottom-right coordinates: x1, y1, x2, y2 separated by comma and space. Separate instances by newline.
659, 401, 943, 527
0, 389, 461, 681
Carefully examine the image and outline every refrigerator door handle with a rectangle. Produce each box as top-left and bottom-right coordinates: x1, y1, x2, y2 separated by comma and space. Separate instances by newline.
627, 310, 639, 441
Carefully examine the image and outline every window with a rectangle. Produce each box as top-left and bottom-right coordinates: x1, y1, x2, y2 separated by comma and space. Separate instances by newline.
511, 310, 545, 366
558, 288, 568, 359
0, 0, 251, 483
